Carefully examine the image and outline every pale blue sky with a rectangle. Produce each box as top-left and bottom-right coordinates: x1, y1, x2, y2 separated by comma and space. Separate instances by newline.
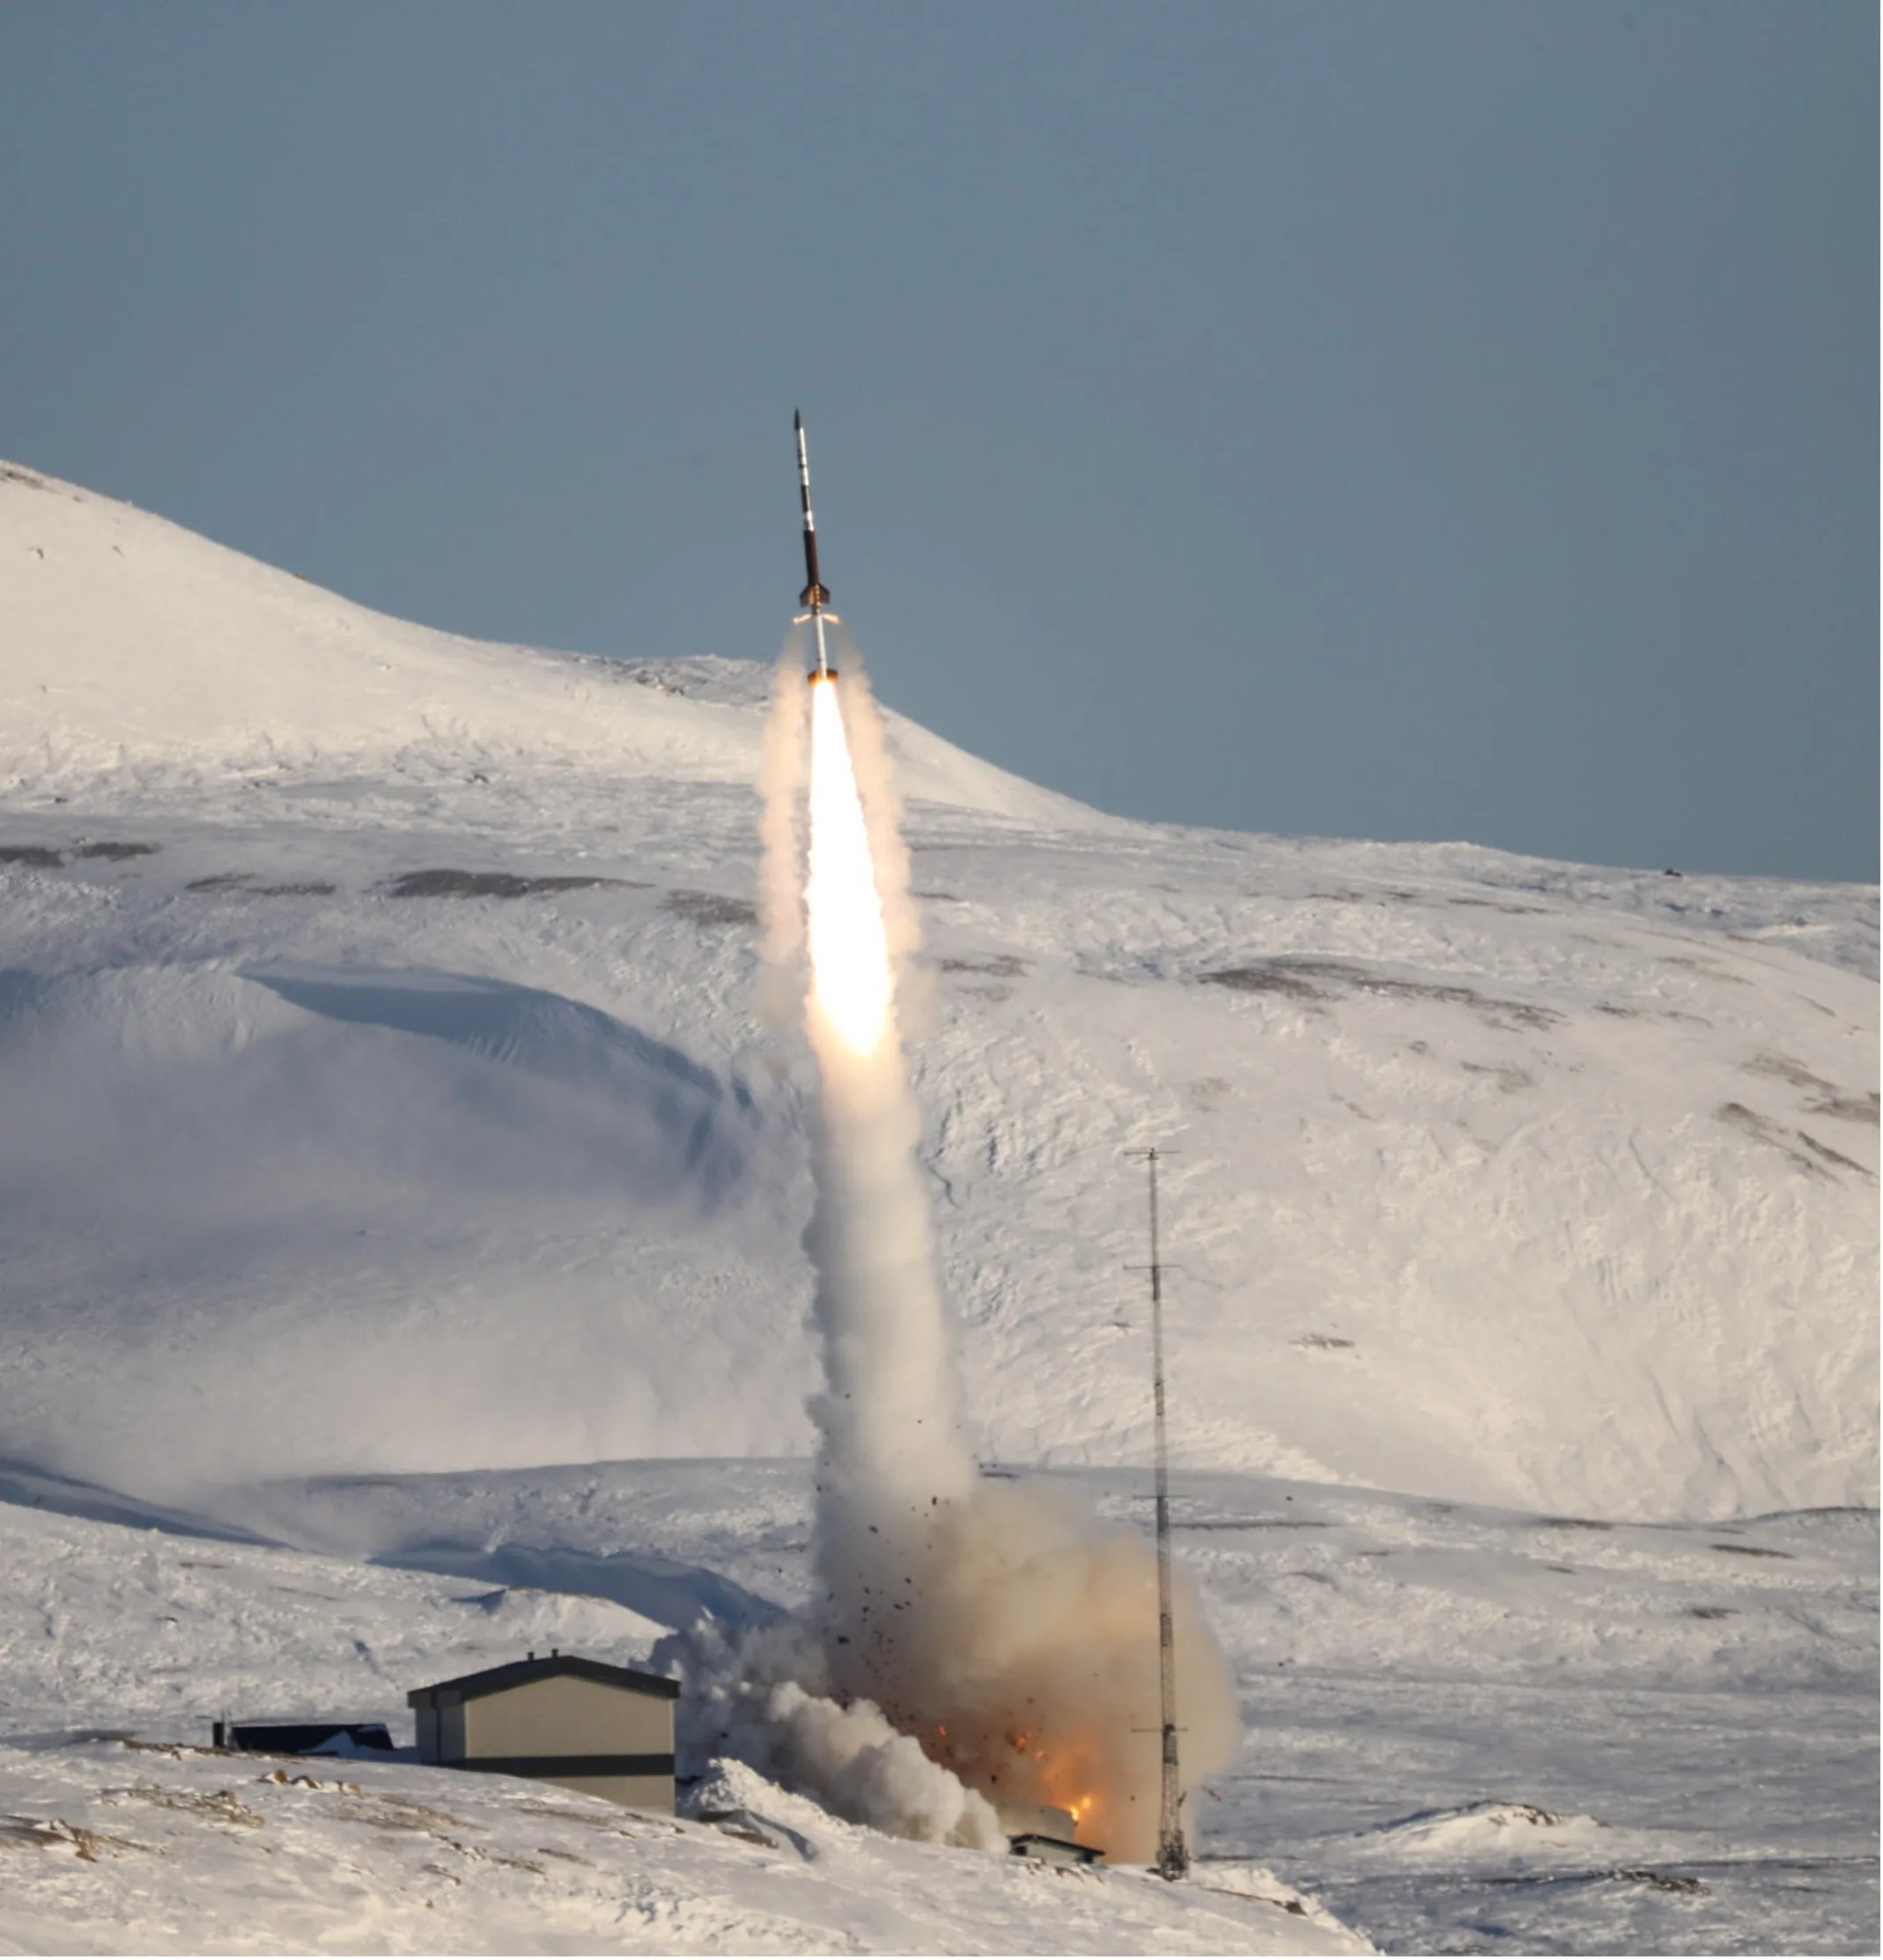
2, 1, 1873, 880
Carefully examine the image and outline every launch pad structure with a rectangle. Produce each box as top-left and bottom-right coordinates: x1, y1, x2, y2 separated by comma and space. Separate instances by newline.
1133, 1146, 1190, 1882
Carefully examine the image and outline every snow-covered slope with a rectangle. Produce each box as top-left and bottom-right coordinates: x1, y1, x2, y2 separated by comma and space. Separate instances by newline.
0, 1490, 1365, 1956
0, 1459, 1872, 1954
0, 457, 1874, 1521
0, 458, 1089, 825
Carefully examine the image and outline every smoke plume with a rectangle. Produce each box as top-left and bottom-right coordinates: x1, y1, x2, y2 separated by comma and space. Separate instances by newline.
718, 628, 1238, 1860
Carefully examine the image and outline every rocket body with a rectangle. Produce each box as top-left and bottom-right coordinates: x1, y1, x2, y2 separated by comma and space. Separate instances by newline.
794, 411, 835, 679
795, 412, 830, 610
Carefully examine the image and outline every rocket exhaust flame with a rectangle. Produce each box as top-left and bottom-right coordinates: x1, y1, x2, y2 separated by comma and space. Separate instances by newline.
805, 676, 892, 1060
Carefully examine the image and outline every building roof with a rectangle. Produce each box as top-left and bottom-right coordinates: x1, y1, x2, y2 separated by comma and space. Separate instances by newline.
406, 1653, 680, 1708
1009, 1832, 1104, 1865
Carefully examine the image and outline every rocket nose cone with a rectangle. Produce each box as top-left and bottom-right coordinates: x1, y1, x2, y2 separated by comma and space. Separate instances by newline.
794, 409, 804, 432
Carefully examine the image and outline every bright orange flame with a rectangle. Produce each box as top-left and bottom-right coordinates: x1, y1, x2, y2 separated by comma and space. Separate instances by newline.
805, 676, 893, 1058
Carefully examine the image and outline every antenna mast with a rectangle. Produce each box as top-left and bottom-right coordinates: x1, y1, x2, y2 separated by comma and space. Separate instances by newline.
1142, 1146, 1188, 1881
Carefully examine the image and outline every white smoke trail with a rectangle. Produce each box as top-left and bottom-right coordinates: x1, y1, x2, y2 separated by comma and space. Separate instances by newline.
755, 635, 811, 1036
723, 629, 1239, 1860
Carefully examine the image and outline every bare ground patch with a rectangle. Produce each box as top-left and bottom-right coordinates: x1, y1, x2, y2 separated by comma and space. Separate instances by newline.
1659, 954, 1750, 986
1207, 963, 1330, 1003
388, 869, 639, 901
1462, 1061, 1536, 1093
1745, 1052, 1834, 1092
187, 873, 338, 896
1747, 1055, 1880, 1126
1808, 1091, 1881, 1125
0, 1815, 145, 1860
941, 953, 1029, 978
663, 888, 758, 927
1206, 957, 1561, 1030
118, 1785, 264, 1829
331, 1795, 470, 1834
1716, 1103, 1872, 1180
1797, 1131, 1874, 1177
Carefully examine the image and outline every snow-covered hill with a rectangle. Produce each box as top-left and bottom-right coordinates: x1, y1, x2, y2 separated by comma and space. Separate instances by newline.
0, 458, 1088, 825
0, 457, 1874, 1522
1, 458, 1874, 1955
0, 1457, 1872, 1954
0, 1489, 1365, 1956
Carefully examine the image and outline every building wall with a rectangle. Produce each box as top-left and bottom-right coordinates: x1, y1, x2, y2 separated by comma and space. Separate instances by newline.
415, 1701, 465, 1765
420, 1676, 676, 1814
461, 1675, 673, 1761
533, 1771, 674, 1812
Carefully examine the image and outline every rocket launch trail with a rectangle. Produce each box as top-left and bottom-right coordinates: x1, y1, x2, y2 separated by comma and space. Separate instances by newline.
736, 408, 1239, 1862
794, 411, 836, 681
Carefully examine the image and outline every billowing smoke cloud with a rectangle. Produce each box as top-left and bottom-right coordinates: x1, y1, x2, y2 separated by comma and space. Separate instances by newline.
716, 630, 1238, 1860
661, 1615, 1005, 1851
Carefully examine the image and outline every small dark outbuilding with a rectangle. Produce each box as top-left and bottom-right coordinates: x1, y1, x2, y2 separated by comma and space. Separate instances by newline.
1003, 1799, 1104, 1866
407, 1653, 679, 1812
1009, 1831, 1104, 1868
213, 1720, 394, 1756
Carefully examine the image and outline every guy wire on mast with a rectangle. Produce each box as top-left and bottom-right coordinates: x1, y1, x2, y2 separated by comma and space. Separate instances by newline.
1130, 1145, 1189, 1882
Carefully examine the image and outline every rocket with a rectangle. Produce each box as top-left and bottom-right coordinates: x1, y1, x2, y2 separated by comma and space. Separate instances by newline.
794, 410, 836, 680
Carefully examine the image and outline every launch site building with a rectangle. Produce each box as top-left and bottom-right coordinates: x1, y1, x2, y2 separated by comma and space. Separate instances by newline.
1003, 1799, 1104, 1866
407, 1653, 679, 1811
